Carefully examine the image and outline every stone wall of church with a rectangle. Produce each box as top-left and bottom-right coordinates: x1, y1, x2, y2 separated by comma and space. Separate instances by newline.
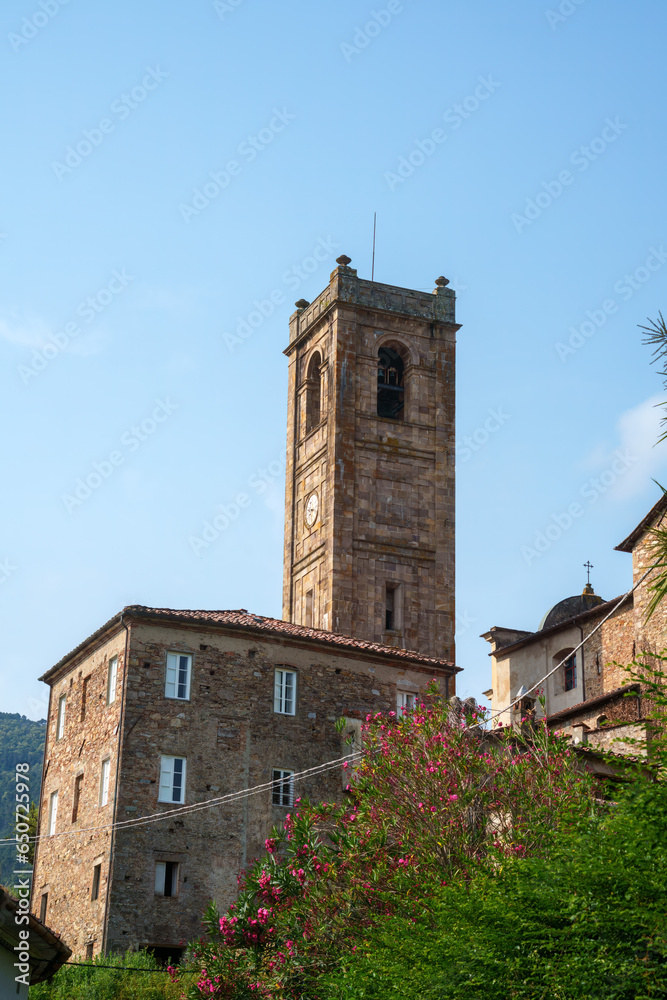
283, 263, 457, 663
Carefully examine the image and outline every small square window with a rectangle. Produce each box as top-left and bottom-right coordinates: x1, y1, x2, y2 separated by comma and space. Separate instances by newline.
99, 759, 111, 807
56, 695, 66, 740
155, 860, 179, 896
107, 656, 118, 705
165, 653, 192, 700
272, 769, 294, 807
158, 756, 187, 803
397, 691, 416, 718
91, 863, 102, 901
274, 668, 296, 715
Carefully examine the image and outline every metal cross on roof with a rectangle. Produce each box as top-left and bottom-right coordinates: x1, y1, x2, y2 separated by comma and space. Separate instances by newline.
584, 560, 594, 584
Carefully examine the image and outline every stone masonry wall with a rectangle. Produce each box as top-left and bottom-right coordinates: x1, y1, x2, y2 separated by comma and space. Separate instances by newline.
31, 629, 127, 958
100, 620, 450, 953
283, 264, 457, 662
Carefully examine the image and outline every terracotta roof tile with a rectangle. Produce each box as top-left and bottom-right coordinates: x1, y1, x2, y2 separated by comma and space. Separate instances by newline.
42, 605, 458, 680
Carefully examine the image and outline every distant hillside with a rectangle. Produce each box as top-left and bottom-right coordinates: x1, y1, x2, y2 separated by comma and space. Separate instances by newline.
0, 712, 46, 844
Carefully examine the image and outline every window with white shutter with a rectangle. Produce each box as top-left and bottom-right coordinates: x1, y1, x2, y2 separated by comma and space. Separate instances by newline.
99, 758, 111, 807
165, 653, 192, 700
107, 656, 118, 705
272, 769, 294, 806
158, 755, 187, 803
57, 695, 66, 740
274, 668, 296, 715
155, 860, 179, 896
48, 791, 58, 836
397, 691, 416, 718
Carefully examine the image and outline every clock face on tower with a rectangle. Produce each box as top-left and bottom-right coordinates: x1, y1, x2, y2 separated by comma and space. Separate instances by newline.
305, 491, 319, 528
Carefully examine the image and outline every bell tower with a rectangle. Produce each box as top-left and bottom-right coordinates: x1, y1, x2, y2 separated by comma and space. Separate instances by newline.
282, 255, 458, 661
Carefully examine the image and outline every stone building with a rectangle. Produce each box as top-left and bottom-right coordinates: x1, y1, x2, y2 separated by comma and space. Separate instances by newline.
483, 493, 667, 752
31, 261, 461, 959
31, 607, 455, 960
282, 256, 458, 661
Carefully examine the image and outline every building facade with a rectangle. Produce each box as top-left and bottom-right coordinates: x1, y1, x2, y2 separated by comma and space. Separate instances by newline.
483, 494, 667, 752
282, 256, 458, 661
32, 606, 456, 959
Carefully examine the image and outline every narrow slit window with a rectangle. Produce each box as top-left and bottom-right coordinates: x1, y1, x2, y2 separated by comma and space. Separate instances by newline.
57, 695, 66, 740
91, 863, 102, 901
107, 656, 118, 705
99, 758, 111, 807
48, 791, 58, 836
81, 675, 90, 721
304, 589, 314, 628
72, 774, 84, 822
39, 893, 48, 923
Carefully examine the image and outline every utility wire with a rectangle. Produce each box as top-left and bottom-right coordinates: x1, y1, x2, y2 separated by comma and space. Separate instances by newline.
477, 562, 656, 730
0, 750, 363, 846
1, 562, 657, 847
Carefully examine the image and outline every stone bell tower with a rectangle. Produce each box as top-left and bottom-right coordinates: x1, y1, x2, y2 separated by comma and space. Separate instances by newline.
282, 255, 458, 661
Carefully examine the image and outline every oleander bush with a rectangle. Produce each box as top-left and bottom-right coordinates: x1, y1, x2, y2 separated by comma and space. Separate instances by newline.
180, 686, 598, 998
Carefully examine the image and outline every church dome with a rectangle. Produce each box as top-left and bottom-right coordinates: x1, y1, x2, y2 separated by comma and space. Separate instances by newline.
538, 585, 605, 631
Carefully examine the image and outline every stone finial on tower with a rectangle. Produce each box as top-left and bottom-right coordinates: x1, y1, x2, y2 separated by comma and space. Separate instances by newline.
336, 254, 352, 267
295, 299, 310, 310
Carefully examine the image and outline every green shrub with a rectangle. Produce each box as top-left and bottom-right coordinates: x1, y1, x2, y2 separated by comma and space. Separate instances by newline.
30, 949, 182, 1000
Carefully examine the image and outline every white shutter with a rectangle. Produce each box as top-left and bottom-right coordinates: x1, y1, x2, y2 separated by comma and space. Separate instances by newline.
155, 861, 166, 894
274, 670, 283, 712
159, 756, 174, 802
100, 759, 110, 806
284, 672, 294, 714
107, 657, 117, 704
165, 654, 177, 698
57, 696, 66, 739
48, 791, 58, 836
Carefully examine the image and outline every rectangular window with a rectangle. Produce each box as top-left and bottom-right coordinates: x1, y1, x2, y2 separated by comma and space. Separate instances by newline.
564, 655, 577, 692
57, 695, 66, 740
107, 656, 118, 705
99, 758, 111, 807
39, 893, 48, 923
385, 584, 402, 631
304, 589, 314, 628
165, 653, 192, 700
274, 668, 297, 715
158, 756, 187, 803
385, 586, 396, 630
272, 769, 294, 807
81, 675, 90, 721
155, 860, 179, 896
91, 863, 102, 901
397, 691, 416, 718
48, 791, 58, 836
85, 942, 94, 960
72, 774, 84, 822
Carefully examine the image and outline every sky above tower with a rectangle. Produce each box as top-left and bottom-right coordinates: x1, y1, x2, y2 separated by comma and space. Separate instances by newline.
2, 0, 667, 718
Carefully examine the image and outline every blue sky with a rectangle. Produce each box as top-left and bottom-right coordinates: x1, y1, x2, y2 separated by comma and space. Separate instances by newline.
2, 0, 667, 719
